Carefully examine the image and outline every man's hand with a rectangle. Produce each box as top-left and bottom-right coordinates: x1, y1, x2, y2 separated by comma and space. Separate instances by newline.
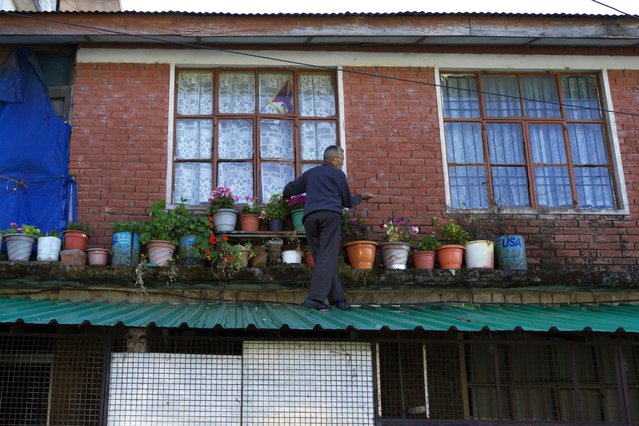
362, 192, 375, 201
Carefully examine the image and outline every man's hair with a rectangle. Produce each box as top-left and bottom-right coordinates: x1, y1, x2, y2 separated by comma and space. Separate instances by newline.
323, 145, 343, 162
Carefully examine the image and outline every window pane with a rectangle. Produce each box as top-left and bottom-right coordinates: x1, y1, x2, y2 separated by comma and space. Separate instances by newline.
177, 71, 213, 115
441, 74, 480, 119
575, 167, 615, 208
482, 75, 521, 118
299, 74, 336, 117
175, 119, 212, 160
568, 124, 608, 165
492, 167, 530, 207
218, 72, 255, 114
302, 163, 320, 173
445, 123, 483, 164
510, 388, 556, 421
261, 162, 294, 202
521, 75, 561, 118
562, 75, 601, 120
218, 162, 253, 201
218, 119, 253, 160
535, 166, 572, 207
174, 162, 212, 205
259, 72, 293, 114
449, 166, 488, 208
487, 124, 524, 164
529, 124, 566, 164
260, 119, 294, 160
301, 121, 336, 160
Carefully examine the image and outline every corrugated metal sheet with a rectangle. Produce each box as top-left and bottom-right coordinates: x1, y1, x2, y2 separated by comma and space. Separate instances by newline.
0, 297, 636, 332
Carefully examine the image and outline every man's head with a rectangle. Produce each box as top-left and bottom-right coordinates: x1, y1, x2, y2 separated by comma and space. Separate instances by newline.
324, 145, 344, 168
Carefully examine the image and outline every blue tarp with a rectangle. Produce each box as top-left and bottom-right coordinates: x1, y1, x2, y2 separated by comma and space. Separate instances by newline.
0, 48, 71, 235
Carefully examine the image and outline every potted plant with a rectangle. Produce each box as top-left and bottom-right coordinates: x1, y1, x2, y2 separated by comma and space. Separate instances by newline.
412, 233, 440, 270
263, 193, 288, 231
249, 241, 269, 267
209, 186, 239, 232
287, 194, 306, 233
37, 230, 62, 262
378, 217, 419, 269
173, 202, 208, 266
238, 196, 262, 232
459, 214, 495, 269
4, 223, 41, 262
341, 209, 378, 270
63, 222, 91, 251
433, 217, 470, 269
111, 221, 142, 266
281, 231, 303, 264
489, 206, 527, 270
86, 247, 110, 266
140, 200, 179, 266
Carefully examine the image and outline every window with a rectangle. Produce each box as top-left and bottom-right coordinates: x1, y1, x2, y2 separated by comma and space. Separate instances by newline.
173, 69, 338, 204
441, 72, 617, 210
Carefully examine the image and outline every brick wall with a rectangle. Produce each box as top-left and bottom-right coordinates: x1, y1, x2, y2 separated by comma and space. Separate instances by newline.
70, 63, 170, 247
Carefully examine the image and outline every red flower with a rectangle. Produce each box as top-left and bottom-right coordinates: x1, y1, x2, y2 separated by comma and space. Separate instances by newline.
223, 236, 228, 242
205, 249, 211, 255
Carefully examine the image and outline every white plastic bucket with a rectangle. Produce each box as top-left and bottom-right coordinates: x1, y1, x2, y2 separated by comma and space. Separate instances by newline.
465, 240, 494, 269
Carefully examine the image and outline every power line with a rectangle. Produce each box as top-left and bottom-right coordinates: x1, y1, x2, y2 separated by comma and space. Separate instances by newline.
591, 0, 639, 19
1, 9, 638, 117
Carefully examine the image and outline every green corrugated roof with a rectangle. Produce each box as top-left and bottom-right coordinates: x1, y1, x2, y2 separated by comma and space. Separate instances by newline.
0, 296, 637, 332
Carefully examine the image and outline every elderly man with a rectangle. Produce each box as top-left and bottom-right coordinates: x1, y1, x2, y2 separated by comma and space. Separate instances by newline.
283, 145, 374, 311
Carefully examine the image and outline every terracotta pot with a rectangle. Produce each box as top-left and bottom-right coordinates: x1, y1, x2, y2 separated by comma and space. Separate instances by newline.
63, 230, 90, 251
343, 240, 378, 269
304, 249, 315, 268
413, 251, 435, 270
249, 251, 268, 268
86, 248, 109, 266
146, 240, 176, 266
436, 244, 465, 269
239, 214, 260, 232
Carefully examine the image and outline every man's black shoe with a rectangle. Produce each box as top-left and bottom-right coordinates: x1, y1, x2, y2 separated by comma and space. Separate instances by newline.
332, 300, 351, 311
303, 298, 329, 312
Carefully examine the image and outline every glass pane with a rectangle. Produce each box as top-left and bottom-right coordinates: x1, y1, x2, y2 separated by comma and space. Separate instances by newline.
218, 120, 253, 160
482, 75, 521, 118
302, 163, 320, 173
261, 162, 294, 203
470, 388, 498, 420
299, 74, 336, 117
492, 167, 530, 207
568, 124, 608, 165
487, 124, 524, 164
529, 124, 567, 164
259, 72, 294, 114
300, 121, 336, 160
521, 75, 561, 118
444, 123, 483, 164
175, 119, 212, 160
218, 162, 253, 201
174, 162, 212, 205
260, 119, 294, 160
561, 75, 601, 120
177, 71, 213, 115
218, 72, 255, 114
535, 166, 572, 207
449, 166, 488, 208
510, 388, 556, 421
575, 167, 615, 208
441, 74, 480, 119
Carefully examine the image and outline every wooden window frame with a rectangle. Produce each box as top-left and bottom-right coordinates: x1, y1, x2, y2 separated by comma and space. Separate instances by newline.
441, 71, 619, 211
172, 68, 340, 204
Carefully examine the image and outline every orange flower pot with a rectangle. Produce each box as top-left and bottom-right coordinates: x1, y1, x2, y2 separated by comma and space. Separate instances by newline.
343, 240, 378, 269
239, 214, 260, 232
304, 249, 315, 268
435, 244, 465, 269
413, 251, 435, 270
63, 230, 90, 251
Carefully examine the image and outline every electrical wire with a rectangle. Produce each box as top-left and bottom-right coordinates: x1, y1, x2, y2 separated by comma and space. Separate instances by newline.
591, 0, 639, 19
1, 9, 639, 117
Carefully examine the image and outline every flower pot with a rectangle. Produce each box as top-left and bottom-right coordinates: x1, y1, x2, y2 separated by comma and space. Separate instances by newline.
495, 235, 527, 270
465, 240, 494, 269
37, 236, 62, 262
178, 234, 200, 266
281, 249, 302, 264
250, 251, 268, 268
413, 251, 435, 270
111, 231, 141, 266
235, 246, 250, 268
146, 240, 176, 266
343, 240, 378, 269
239, 214, 260, 232
379, 241, 411, 270
4, 234, 36, 262
436, 244, 465, 269
63, 230, 90, 251
290, 208, 305, 233
213, 208, 238, 232
267, 218, 284, 231
86, 248, 109, 266
304, 249, 315, 268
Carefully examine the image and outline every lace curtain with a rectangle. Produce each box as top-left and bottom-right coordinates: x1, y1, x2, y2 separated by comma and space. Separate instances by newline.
299, 74, 335, 117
